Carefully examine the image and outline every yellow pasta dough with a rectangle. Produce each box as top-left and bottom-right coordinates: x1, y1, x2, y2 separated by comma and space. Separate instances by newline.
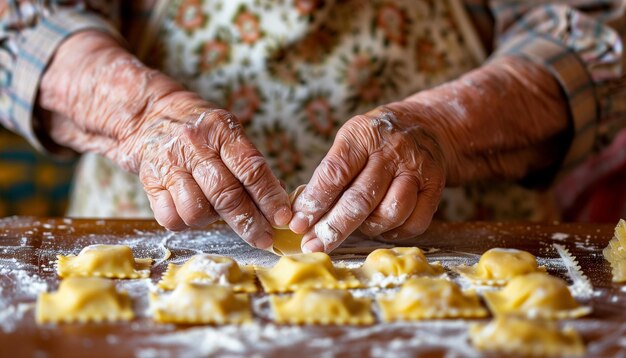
256, 252, 361, 293
271, 287, 373, 325
36, 277, 133, 324
57, 244, 152, 279
454, 248, 545, 285
357, 247, 443, 286
603, 219, 626, 282
482, 273, 591, 319
270, 228, 304, 256
157, 254, 256, 292
150, 283, 251, 324
269, 185, 306, 256
469, 317, 585, 357
378, 277, 487, 321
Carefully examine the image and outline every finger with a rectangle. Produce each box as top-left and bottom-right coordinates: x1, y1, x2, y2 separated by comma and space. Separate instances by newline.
191, 155, 273, 249
382, 178, 443, 240
359, 174, 419, 237
209, 113, 292, 227
164, 168, 219, 228
300, 156, 393, 253
140, 166, 189, 231
290, 125, 370, 234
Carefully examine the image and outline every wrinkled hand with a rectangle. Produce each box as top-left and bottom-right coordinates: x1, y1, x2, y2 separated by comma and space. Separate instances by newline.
39, 31, 291, 248
125, 98, 291, 248
289, 106, 447, 253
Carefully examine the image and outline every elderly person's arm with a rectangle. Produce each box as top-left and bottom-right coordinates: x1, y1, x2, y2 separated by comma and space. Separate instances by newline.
0, 5, 291, 249
291, 1, 626, 253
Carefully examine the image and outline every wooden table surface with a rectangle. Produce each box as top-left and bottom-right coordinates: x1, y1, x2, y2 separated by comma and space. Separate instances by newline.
0, 217, 625, 357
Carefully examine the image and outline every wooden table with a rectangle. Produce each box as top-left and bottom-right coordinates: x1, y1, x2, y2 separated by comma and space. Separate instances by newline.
0, 217, 624, 357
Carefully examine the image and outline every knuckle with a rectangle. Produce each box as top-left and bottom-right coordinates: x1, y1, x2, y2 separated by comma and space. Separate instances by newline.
342, 187, 376, 219
212, 182, 245, 214
316, 155, 354, 191
237, 154, 269, 188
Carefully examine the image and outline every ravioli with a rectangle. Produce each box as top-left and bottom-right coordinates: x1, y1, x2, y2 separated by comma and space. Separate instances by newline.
454, 248, 544, 285
157, 254, 256, 292
357, 247, 443, 287
469, 317, 585, 357
36, 277, 133, 324
271, 287, 373, 325
482, 273, 591, 319
150, 283, 251, 324
378, 277, 487, 321
57, 244, 152, 279
256, 252, 361, 293
603, 219, 626, 282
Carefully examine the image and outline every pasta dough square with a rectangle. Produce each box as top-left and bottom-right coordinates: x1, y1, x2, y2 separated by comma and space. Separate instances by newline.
454, 248, 545, 285
482, 273, 591, 319
268, 185, 306, 256
271, 288, 373, 325
36, 277, 133, 324
256, 252, 361, 293
57, 244, 152, 279
356, 247, 443, 287
469, 317, 585, 357
378, 277, 487, 321
157, 254, 256, 292
150, 283, 251, 324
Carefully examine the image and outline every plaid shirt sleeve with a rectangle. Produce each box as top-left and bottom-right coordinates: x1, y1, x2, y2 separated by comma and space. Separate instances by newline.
0, 1, 121, 153
483, 1, 626, 177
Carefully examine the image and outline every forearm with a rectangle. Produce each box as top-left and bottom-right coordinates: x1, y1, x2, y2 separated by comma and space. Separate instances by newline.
388, 56, 571, 186
38, 31, 203, 171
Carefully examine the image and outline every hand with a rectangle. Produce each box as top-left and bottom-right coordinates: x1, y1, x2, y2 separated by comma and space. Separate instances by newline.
289, 106, 447, 253
39, 31, 291, 248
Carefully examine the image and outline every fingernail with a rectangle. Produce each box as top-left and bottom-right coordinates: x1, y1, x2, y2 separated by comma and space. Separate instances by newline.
273, 205, 292, 227
302, 238, 325, 253
289, 212, 309, 234
255, 232, 273, 250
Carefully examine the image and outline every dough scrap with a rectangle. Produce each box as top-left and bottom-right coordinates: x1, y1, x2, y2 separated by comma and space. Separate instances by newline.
454, 248, 545, 285
469, 317, 585, 357
482, 273, 591, 319
268, 185, 306, 256
256, 252, 361, 293
157, 254, 256, 292
357, 247, 443, 287
57, 244, 152, 279
271, 287, 373, 325
150, 283, 251, 324
36, 277, 133, 324
603, 219, 626, 282
378, 277, 487, 321
270, 228, 304, 256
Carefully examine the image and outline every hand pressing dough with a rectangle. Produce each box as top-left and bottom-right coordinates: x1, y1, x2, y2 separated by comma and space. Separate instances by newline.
482, 273, 591, 319
150, 283, 251, 324
256, 252, 361, 293
157, 254, 256, 292
269, 184, 306, 256
603, 219, 626, 282
57, 244, 152, 279
36, 277, 133, 324
469, 317, 585, 357
271, 287, 373, 325
357, 247, 443, 287
454, 248, 545, 285
378, 277, 487, 321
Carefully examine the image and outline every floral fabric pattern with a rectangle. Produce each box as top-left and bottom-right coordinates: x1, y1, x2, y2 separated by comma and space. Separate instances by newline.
68, 0, 558, 221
